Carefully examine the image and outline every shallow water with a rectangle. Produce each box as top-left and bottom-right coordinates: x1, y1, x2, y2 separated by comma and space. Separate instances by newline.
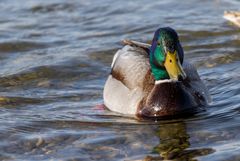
0, 0, 239, 160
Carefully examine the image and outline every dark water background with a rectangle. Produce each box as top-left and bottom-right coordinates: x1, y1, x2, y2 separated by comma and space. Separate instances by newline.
0, 0, 240, 160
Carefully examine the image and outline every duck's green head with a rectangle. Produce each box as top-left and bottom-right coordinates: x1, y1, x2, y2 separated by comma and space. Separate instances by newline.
150, 27, 186, 81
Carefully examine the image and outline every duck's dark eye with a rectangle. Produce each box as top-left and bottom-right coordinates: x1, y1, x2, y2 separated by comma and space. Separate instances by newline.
169, 59, 172, 63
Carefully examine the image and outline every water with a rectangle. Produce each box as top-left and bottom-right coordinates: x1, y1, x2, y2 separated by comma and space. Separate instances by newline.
0, 0, 239, 160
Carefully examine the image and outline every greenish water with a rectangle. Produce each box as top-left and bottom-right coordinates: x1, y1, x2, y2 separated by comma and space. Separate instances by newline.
0, 0, 239, 160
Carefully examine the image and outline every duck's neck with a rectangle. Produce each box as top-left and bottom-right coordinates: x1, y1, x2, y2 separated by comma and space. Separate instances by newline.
150, 46, 169, 80
150, 64, 169, 80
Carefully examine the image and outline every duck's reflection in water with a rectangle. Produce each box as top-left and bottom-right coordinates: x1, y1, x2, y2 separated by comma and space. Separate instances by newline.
144, 121, 215, 161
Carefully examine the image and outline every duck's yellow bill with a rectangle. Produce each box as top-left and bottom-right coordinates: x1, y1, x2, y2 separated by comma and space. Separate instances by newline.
164, 51, 186, 80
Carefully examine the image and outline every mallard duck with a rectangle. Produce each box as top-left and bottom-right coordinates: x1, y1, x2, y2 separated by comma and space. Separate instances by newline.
103, 27, 210, 118
224, 11, 240, 27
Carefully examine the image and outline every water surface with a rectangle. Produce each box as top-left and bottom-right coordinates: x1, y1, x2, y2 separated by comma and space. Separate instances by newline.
0, 0, 240, 160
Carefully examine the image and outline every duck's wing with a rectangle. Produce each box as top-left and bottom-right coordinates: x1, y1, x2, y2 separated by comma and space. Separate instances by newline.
104, 45, 154, 115
111, 45, 151, 89
183, 62, 211, 103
